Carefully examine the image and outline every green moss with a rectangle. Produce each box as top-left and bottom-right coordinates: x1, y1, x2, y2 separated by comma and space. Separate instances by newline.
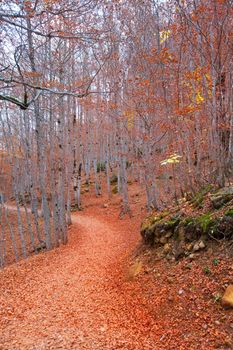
141, 215, 162, 232
141, 211, 178, 234
190, 185, 213, 208
142, 210, 170, 231
159, 211, 170, 220
196, 214, 213, 233
182, 217, 195, 226
224, 208, 233, 217
141, 219, 152, 233
164, 217, 180, 229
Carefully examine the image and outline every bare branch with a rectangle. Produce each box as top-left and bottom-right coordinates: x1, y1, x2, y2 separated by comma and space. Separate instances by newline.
0, 95, 28, 109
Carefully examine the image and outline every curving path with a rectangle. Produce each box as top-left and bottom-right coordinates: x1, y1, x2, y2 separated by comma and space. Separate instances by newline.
0, 211, 159, 350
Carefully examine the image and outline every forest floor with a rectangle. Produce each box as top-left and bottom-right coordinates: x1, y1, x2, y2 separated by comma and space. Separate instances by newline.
0, 183, 233, 350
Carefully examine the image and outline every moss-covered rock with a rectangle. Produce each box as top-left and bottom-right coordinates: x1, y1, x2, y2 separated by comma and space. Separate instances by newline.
196, 214, 214, 233
163, 217, 181, 230
177, 217, 200, 242
190, 185, 213, 208
210, 186, 233, 209
140, 215, 161, 245
140, 186, 233, 259
141, 213, 180, 246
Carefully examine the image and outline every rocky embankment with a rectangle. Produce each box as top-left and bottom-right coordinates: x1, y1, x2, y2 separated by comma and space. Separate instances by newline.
141, 186, 233, 260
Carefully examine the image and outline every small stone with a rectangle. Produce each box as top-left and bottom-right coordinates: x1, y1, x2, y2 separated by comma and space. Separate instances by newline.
188, 253, 195, 260
166, 254, 173, 261
222, 285, 233, 308
163, 243, 171, 254
103, 203, 108, 208
215, 320, 221, 326
199, 240, 205, 249
168, 296, 174, 302
203, 324, 208, 330
193, 242, 200, 252
178, 289, 184, 295
193, 240, 205, 252
230, 323, 233, 329
160, 236, 167, 244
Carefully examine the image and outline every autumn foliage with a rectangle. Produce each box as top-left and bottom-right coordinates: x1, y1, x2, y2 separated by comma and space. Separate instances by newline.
0, 0, 232, 259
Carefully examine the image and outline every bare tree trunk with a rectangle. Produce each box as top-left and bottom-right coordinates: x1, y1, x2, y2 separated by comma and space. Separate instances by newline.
105, 137, 111, 198
14, 188, 27, 258
5, 208, 19, 262
77, 163, 82, 210
0, 205, 6, 268
27, 17, 52, 249
120, 136, 131, 217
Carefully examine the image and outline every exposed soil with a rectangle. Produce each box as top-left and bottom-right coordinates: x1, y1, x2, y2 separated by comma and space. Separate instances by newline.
0, 185, 232, 349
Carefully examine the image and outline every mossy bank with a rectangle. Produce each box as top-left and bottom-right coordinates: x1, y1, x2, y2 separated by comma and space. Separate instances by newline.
141, 186, 233, 260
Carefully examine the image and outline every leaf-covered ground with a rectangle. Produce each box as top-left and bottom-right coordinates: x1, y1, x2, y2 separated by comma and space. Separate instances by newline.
0, 187, 232, 349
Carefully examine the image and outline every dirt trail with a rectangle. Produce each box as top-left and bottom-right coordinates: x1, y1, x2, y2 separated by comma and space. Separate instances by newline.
0, 210, 159, 350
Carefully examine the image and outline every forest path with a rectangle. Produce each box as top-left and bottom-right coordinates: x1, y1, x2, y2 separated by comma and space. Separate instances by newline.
0, 209, 159, 350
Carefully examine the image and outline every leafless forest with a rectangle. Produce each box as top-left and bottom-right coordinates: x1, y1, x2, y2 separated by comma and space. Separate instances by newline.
0, 0, 232, 265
